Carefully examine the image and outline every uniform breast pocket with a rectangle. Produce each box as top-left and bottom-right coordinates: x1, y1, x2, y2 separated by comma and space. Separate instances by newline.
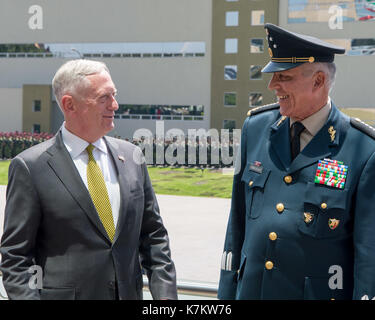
241, 165, 270, 219
298, 182, 348, 239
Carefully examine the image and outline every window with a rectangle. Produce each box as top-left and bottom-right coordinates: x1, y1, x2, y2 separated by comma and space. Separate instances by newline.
225, 11, 239, 26
224, 65, 237, 80
0, 42, 206, 58
33, 124, 41, 133
251, 10, 264, 26
224, 93, 237, 107
250, 65, 262, 80
249, 93, 263, 107
223, 120, 236, 130
250, 38, 264, 53
33, 100, 41, 112
225, 38, 238, 54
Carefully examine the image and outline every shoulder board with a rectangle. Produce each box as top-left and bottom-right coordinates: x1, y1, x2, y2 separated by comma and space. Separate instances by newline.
350, 117, 375, 139
247, 103, 280, 117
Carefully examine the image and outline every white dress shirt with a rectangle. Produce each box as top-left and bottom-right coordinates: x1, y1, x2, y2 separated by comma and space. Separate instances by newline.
61, 124, 120, 227
290, 97, 332, 152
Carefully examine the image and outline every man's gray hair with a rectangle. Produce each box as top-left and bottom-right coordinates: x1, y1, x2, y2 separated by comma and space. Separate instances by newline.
304, 62, 336, 91
52, 59, 109, 107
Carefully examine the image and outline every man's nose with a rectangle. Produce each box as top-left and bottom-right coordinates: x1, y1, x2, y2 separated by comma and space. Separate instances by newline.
109, 96, 119, 111
268, 73, 277, 90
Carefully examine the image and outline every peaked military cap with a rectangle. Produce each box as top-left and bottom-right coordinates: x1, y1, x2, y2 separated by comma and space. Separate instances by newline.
262, 23, 345, 73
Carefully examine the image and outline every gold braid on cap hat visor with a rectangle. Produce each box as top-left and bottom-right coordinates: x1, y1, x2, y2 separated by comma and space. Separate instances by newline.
271, 56, 315, 63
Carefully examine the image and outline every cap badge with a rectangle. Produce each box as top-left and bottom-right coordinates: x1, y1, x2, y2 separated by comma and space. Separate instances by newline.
268, 47, 273, 58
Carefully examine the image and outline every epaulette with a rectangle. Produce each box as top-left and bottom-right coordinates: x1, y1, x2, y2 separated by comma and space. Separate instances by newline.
247, 103, 280, 117
350, 117, 375, 140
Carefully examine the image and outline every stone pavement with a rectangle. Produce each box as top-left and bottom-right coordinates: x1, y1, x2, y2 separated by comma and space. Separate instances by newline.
0, 185, 231, 286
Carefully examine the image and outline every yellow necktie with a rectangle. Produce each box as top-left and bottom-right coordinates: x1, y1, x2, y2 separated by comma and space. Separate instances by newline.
86, 144, 115, 242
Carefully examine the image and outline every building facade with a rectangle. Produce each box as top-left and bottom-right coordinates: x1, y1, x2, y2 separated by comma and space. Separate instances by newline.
0, 0, 374, 137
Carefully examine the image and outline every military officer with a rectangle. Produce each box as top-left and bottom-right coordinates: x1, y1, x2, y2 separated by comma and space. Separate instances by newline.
218, 23, 375, 300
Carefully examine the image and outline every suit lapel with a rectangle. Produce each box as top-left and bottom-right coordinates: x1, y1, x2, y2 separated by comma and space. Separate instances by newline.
46, 131, 111, 242
269, 116, 292, 170
104, 137, 131, 244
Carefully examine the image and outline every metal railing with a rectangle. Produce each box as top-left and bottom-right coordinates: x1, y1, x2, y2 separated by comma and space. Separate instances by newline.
0, 274, 218, 300
0, 52, 205, 59
114, 114, 204, 121
142, 276, 218, 299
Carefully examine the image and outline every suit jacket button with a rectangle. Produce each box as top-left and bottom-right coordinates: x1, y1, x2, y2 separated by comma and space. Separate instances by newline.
321, 202, 327, 210
249, 180, 254, 187
276, 203, 284, 213
265, 261, 274, 270
269, 232, 277, 241
284, 175, 292, 184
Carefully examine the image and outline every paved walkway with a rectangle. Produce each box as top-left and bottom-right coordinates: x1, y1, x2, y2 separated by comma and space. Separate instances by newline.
0, 185, 231, 285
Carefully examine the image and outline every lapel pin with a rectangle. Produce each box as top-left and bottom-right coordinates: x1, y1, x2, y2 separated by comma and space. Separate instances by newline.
118, 155, 125, 162
328, 126, 336, 142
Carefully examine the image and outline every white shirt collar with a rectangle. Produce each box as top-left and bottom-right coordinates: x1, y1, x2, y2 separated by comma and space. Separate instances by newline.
61, 123, 108, 159
290, 97, 332, 137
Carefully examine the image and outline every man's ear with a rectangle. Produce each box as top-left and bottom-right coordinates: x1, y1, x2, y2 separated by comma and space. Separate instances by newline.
313, 71, 326, 91
61, 95, 74, 114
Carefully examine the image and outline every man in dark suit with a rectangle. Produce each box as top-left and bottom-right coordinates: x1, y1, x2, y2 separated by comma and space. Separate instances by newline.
0, 59, 177, 300
218, 24, 375, 300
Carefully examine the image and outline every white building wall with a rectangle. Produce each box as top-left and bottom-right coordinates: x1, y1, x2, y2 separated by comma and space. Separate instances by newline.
0, 0, 212, 137
0, 88, 22, 132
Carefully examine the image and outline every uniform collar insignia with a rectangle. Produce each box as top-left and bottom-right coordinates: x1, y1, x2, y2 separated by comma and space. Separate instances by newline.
328, 126, 336, 142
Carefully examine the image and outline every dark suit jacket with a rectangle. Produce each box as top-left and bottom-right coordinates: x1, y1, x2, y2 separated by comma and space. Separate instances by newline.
218, 103, 375, 300
0, 131, 177, 300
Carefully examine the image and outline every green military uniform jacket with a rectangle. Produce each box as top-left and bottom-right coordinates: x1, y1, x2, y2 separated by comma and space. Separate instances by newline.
218, 102, 375, 300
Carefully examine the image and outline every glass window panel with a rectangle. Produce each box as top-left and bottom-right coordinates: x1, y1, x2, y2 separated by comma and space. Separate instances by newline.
250, 38, 264, 53
250, 65, 262, 80
33, 124, 41, 133
223, 120, 236, 130
224, 65, 237, 80
251, 10, 264, 26
33, 100, 41, 112
226, 11, 239, 26
249, 93, 263, 107
225, 38, 238, 54
224, 93, 237, 107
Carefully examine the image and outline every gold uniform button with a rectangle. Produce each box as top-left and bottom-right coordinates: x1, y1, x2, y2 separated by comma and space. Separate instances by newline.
284, 175, 292, 184
265, 261, 274, 270
249, 181, 254, 187
321, 203, 327, 210
276, 203, 284, 213
269, 232, 277, 241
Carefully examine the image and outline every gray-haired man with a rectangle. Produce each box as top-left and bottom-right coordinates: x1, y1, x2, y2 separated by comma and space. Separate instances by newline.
0, 59, 177, 300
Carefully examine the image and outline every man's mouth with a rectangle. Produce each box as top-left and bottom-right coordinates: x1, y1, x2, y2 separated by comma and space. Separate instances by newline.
277, 95, 289, 101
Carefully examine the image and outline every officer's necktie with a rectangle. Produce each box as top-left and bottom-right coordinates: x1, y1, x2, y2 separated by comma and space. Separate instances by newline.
290, 121, 305, 161
86, 144, 115, 242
